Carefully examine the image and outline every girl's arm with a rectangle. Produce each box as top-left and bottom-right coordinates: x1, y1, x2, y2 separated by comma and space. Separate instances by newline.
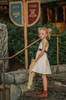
31, 41, 47, 62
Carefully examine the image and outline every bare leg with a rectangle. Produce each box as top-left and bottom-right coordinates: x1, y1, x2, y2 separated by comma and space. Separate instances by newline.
37, 74, 48, 98
41, 74, 48, 91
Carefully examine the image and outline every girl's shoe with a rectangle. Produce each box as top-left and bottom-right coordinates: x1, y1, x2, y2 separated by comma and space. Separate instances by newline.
37, 88, 43, 95
37, 90, 43, 95
37, 90, 48, 98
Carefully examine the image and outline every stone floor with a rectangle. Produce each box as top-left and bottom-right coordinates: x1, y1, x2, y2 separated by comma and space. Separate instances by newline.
20, 72, 66, 100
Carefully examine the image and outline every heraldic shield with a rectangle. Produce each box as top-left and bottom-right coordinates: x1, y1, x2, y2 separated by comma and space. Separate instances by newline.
9, 1, 23, 27
26, 0, 40, 27
9, 0, 40, 27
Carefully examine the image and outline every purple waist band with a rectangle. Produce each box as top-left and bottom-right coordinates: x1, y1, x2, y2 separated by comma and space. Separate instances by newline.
38, 48, 49, 61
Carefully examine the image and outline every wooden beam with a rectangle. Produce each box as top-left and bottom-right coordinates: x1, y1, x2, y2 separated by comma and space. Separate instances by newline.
50, 35, 61, 36
62, 6, 66, 22
57, 36, 59, 74
0, 1, 8, 5
55, 7, 57, 23
0, 85, 10, 90
23, 0, 28, 69
2, 60, 5, 100
50, 9, 52, 22
47, 8, 50, 23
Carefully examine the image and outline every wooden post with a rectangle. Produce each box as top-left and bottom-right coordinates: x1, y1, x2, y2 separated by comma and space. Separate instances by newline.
2, 60, 5, 100
23, 0, 28, 69
62, 6, 66, 22
50, 9, 52, 22
47, 8, 50, 23
55, 7, 57, 23
57, 36, 59, 74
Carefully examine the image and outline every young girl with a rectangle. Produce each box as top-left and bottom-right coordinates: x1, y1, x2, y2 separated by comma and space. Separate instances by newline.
31, 27, 52, 98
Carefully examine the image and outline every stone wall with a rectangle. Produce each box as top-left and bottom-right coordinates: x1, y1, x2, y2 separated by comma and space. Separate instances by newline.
1, 64, 66, 100
1, 69, 36, 100
0, 23, 9, 73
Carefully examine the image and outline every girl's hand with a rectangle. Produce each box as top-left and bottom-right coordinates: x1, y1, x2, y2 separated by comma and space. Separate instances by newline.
31, 59, 37, 62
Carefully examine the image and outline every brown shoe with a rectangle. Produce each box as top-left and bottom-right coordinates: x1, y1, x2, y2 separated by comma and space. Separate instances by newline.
37, 90, 43, 95
37, 90, 48, 98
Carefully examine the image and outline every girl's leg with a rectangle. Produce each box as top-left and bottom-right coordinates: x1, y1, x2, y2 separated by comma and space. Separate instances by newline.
41, 74, 48, 91
37, 74, 48, 98
37, 74, 47, 94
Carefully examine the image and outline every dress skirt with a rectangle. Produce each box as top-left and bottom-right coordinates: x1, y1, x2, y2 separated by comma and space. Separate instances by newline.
32, 50, 52, 74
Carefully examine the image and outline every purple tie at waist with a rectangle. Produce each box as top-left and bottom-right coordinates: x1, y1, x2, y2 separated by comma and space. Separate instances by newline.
38, 48, 49, 61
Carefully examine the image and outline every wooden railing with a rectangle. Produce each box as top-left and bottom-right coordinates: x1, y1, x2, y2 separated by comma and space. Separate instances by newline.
0, 34, 61, 100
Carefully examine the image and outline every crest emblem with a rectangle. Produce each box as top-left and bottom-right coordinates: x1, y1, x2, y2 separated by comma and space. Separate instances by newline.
29, 9, 37, 18
9, 1, 23, 27
26, 0, 40, 27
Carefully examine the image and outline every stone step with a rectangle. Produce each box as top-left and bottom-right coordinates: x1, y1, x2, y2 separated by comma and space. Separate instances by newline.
19, 98, 24, 100
36, 82, 66, 94
50, 64, 66, 74
48, 82, 66, 95
0, 84, 10, 100
47, 72, 66, 85
22, 82, 66, 100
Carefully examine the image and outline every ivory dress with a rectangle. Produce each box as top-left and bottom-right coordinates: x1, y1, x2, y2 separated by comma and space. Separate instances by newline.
32, 39, 52, 74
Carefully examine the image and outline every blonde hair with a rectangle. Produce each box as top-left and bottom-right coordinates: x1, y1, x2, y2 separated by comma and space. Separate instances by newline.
38, 27, 52, 39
